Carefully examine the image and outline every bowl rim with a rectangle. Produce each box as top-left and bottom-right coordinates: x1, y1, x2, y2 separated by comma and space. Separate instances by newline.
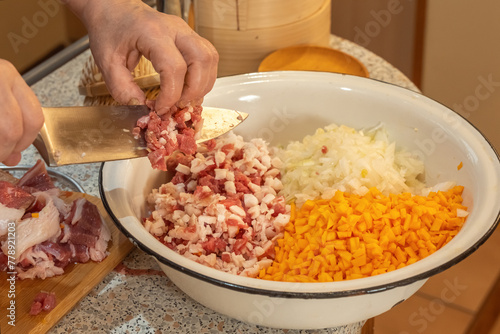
99, 71, 500, 299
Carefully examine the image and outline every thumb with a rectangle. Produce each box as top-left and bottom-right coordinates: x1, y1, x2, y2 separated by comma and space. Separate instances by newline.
2, 152, 22, 166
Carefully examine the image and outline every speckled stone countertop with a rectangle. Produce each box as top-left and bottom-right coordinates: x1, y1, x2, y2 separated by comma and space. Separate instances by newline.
16, 35, 417, 334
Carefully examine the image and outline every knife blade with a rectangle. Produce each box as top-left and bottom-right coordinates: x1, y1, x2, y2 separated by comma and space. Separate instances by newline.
33, 105, 248, 167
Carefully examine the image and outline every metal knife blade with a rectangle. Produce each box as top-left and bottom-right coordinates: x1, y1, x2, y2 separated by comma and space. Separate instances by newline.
33, 105, 248, 166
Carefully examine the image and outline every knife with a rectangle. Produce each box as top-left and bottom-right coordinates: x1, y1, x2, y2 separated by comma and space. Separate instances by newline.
33, 105, 248, 167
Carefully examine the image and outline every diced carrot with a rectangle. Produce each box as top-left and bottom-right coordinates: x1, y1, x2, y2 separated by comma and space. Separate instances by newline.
259, 186, 467, 282
318, 272, 334, 282
295, 224, 311, 235
352, 254, 367, 267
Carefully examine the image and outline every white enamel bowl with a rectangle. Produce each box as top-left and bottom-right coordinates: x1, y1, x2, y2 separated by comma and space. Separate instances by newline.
99, 71, 500, 329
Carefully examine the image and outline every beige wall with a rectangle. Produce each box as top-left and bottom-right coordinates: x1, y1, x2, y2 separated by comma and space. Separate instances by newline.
421, 0, 500, 151
331, 0, 500, 151
0, 0, 86, 73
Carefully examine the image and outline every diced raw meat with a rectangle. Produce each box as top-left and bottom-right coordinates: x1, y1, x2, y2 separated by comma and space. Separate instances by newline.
133, 104, 203, 171
143, 132, 291, 276
30, 291, 56, 315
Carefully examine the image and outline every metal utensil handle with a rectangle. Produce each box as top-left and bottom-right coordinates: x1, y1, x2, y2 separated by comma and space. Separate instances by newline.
32, 133, 54, 167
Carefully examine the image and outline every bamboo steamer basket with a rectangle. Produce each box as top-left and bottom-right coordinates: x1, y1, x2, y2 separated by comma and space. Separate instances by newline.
194, 0, 325, 31
195, 0, 332, 77
79, 55, 160, 105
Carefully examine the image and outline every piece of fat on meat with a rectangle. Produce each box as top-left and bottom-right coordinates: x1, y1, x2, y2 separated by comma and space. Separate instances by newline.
3, 200, 61, 261
0, 204, 25, 237
33, 188, 71, 219
89, 216, 111, 262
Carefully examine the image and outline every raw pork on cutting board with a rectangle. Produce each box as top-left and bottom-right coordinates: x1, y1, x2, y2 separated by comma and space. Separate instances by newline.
0, 160, 111, 280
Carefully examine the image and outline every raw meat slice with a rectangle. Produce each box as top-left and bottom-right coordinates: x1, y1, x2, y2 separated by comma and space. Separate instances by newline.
17, 160, 55, 191
0, 181, 35, 210
62, 198, 103, 248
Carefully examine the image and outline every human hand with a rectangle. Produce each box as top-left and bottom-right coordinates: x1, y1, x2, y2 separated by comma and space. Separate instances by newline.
0, 60, 44, 166
67, 0, 219, 114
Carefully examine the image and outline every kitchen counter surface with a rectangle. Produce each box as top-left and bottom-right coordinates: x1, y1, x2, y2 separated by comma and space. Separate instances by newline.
18, 35, 417, 334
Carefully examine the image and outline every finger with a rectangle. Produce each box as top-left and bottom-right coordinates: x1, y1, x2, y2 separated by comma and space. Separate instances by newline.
148, 44, 188, 114
0, 72, 23, 162
181, 56, 218, 104
11, 75, 44, 154
177, 37, 219, 104
99, 60, 146, 105
0, 101, 21, 163
2, 152, 22, 166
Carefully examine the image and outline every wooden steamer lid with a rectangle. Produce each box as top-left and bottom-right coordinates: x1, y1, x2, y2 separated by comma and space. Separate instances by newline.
194, 0, 326, 31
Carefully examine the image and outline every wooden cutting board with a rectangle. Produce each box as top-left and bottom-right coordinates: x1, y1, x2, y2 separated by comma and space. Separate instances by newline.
0, 192, 135, 334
